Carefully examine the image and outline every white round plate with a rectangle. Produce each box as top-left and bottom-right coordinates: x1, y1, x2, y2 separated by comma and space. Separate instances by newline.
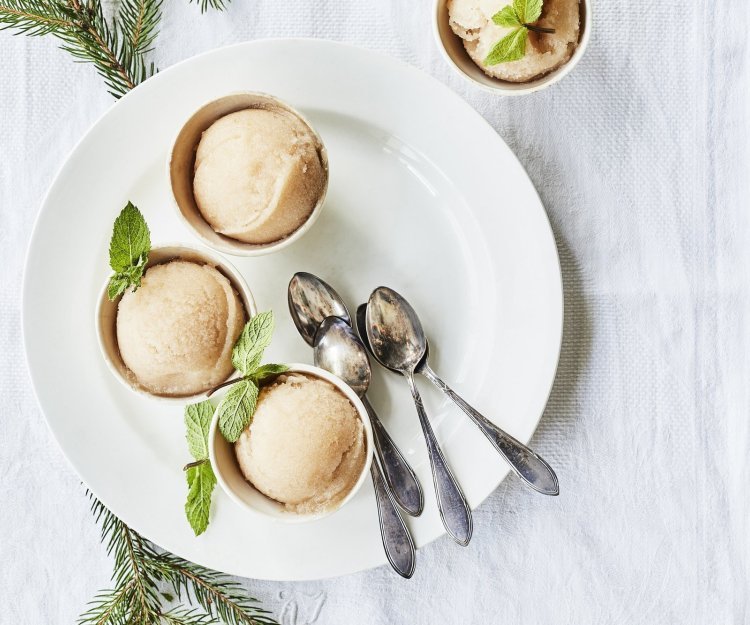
23, 39, 562, 581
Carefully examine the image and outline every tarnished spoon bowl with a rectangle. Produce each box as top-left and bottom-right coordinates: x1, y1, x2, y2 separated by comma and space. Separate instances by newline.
288, 272, 350, 346
313, 316, 372, 397
364, 287, 426, 373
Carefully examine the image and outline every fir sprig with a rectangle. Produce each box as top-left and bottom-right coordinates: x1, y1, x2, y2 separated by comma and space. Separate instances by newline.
81, 495, 279, 625
0, 0, 230, 98
0, 0, 161, 97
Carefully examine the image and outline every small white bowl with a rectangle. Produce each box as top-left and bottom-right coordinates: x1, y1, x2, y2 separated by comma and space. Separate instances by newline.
433, 0, 591, 95
96, 243, 257, 403
168, 92, 329, 257
209, 364, 374, 523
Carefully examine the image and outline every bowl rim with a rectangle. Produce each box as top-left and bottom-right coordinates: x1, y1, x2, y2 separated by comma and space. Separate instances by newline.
208, 363, 375, 524
94, 242, 258, 404
167, 91, 329, 257
432, 0, 592, 95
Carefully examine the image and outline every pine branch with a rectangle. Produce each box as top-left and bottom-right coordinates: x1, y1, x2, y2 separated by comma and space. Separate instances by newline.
152, 555, 278, 625
0, 1, 74, 35
80, 494, 279, 625
0, 0, 230, 95
0, 0, 162, 97
119, 0, 160, 53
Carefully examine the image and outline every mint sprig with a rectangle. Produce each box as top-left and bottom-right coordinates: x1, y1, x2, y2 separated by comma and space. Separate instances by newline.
181, 312, 287, 534
107, 201, 151, 300
214, 311, 288, 443
183, 401, 216, 536
484, 0, 555, 66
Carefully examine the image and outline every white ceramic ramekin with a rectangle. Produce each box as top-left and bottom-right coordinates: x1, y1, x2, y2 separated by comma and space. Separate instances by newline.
168, 92, 329, 256
209, 364, 374, 523
433, 0, 591, 95
96, 243, 257, 403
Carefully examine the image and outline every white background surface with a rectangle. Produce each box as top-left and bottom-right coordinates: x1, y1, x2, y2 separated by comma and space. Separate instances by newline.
1, 1, 748, 623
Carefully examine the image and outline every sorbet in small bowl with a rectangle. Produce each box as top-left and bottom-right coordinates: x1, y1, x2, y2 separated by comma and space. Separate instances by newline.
434, 0, 590, 94
97, 245, 255, 401
209, 364, 373, 522
169, 93, 329, 256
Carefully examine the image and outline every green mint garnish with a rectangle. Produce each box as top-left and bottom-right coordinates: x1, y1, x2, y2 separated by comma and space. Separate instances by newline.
216, 379, 259, 443
484, 0, 555, 66
185, 401, 214, 461
513, 0, 543, 24
215, 311, 288, 443
485, 27, 528, 65
183, 400, 216, 536
106, 201, 151, 300
185, 461, 216, 537
181, 312, 288, 534
251, 363, 291, 384
231, 310, 275, 375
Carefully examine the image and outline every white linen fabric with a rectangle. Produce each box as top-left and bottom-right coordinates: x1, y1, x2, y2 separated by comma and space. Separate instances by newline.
1, 1, 748, 623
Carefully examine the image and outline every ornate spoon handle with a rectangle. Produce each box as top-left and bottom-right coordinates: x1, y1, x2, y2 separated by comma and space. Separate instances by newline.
363, 395, 424, 517
420, 365, 559, 496
405, 372, 472, 546
371, 462, 416, 578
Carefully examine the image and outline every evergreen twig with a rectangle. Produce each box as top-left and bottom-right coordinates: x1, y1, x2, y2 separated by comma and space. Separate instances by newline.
0, 0, 229, 98
80, 495, 278, 625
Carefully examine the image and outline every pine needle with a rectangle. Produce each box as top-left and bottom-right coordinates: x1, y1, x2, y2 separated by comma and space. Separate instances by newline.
190, 0, 227, 13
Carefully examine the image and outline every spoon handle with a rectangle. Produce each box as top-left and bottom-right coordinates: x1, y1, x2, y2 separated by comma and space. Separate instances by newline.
370, 462, 416, 578
363, 396, 424, 517
420, 366, 559, 496
404, 372, 472, 546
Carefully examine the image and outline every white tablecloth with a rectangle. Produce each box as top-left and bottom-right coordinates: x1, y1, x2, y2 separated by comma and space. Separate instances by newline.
1, 1, 748, 622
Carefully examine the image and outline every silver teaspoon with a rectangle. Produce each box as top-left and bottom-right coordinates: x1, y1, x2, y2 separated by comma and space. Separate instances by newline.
314, 317, 416, 578
287, 273, 424, 516
357, 296, 559, 497
288, 272, 351, 346
365, 288, 473, 546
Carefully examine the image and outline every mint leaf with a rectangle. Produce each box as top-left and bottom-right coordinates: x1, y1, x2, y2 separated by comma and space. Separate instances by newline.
216, 379, 259, 442
183, 401, 216, 534
185, 461, 216, 536
492, 5, 521, 27
106, 202, 151, 301
185, 401, 214, 461
252, 363, 289, 384
107, 274, 129, 300
513, 0, 542, 23
109, 202, 151, 272
484, 27, 528, 65
231, 311, 275, 376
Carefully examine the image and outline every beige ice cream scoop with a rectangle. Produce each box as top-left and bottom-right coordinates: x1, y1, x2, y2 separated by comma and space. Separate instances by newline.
193, 108, 326, 244
116, 260, 246, 396
234, 373, 367, 514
